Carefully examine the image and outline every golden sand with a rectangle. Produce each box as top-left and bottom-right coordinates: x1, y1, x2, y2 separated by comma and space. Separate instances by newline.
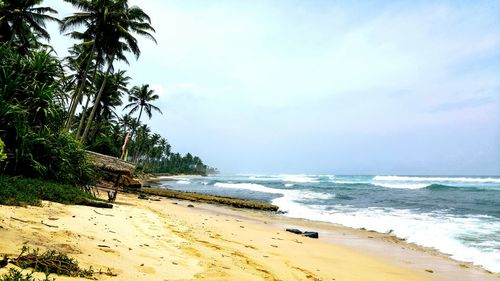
0, 193, 496, 280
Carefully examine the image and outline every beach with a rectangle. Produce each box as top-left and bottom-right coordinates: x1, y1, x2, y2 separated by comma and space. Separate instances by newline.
0, 192, 497, 281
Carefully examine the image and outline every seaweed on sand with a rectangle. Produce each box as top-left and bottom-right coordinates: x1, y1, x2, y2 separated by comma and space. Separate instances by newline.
2, 246, 116, 279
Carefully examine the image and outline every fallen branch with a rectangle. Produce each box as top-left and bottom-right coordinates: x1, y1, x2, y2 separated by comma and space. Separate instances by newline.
10, 217, 30, 223
93, 209, 114, 216
40, 221, 58, 228
78, 198, 113, 209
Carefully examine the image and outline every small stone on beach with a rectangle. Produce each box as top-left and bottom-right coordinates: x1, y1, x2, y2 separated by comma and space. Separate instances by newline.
286, 228, 302, 235
187, 204, 194, 208
303, 231, 319, 239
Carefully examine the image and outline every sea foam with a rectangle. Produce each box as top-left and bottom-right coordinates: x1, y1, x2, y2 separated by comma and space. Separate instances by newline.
214, 182, 283, 194
248, 174, 319, 183
373, 183, 430, 189
176, 180, 191, 184
373, 175, 500, 183
274, 202, 500, 272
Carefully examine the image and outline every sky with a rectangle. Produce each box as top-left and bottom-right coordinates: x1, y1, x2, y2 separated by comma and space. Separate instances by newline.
45, 0, 500, 175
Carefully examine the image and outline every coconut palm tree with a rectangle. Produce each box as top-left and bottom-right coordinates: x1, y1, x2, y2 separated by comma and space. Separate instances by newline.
61, 0, 156, 141
79, 0, 156, 144
0, 0, 60, 53
124, 84, 162, 136
64, 43, 96, 127
85, 69, 129, 142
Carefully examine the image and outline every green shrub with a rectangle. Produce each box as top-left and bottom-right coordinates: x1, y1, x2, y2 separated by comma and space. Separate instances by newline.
0, 176, 94, 206
0, 44, 95, 185
0, 138, 6, 162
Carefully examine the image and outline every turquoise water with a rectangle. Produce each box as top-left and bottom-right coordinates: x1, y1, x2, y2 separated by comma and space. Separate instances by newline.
159, 174, 500, 272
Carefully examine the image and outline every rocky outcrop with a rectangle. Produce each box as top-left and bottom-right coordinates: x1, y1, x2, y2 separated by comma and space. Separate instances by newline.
140, 188, 279, 211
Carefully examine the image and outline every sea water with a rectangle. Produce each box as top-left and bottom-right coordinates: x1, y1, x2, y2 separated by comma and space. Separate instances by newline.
159, 174, 500, 272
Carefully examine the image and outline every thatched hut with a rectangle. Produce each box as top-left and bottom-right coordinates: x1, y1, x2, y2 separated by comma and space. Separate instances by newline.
87, 151, 135, 176
86, 151, 140, 188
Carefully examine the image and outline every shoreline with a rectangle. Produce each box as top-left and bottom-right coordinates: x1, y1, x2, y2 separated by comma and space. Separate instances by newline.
146, 175, 500, 276
0, 192, 497, 280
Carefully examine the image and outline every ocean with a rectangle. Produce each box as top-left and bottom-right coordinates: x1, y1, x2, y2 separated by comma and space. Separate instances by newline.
158, 174, 500, 272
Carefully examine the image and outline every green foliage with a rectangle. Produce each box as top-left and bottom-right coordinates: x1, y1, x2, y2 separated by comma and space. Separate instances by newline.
0, 44, 95, 185
0, 175, 94, 206
0, 0, 216, 183
0, 138, 6, 162
0, 0, 60, 54
0, 268, 53, 281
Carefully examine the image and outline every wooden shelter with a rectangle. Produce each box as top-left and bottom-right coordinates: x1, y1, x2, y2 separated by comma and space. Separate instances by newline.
86, 151, 137, 202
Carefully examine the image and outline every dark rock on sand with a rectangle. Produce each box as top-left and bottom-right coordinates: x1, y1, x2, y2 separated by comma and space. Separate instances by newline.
138, 194, 149, 200
303, 231, 319, 239
187, 204, 194, 208
286, 228, 303, 235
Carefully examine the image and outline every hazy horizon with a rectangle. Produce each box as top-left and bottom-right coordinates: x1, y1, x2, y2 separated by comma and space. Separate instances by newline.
47, 0, 500, 175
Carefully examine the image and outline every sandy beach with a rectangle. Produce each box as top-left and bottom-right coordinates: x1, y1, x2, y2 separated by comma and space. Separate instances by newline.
0, 193, 497, 281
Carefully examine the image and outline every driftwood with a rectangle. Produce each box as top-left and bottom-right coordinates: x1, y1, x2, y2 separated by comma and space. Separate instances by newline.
10, 217, 59, 228
140, 188, 279, 211
10, 217, 30, 223
93, 209, 114, 216
78, 198, 113, 209
40, 221, 58, 228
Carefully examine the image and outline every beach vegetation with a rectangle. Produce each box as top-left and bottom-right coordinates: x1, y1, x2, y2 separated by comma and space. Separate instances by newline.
0, 138, 7, 163
0, 246, 115, 280
0, 0, 60, 54
0, 175, 94, 206
0, 0, 217, 200
60, 0, 157, 144
0, 43, 95, 185
0, 268, 53, 281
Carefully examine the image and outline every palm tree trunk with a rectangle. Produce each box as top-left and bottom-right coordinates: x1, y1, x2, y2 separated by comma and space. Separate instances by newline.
80, 55, 114, 144
75, 93, 92, 138
76, 62, 100, 138
132, 106, 144, 137
65, 42, 96, 131
131, 106, 144, 162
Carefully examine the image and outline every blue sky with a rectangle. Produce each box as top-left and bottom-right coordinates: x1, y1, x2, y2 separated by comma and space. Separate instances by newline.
46, 0, 500, 175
